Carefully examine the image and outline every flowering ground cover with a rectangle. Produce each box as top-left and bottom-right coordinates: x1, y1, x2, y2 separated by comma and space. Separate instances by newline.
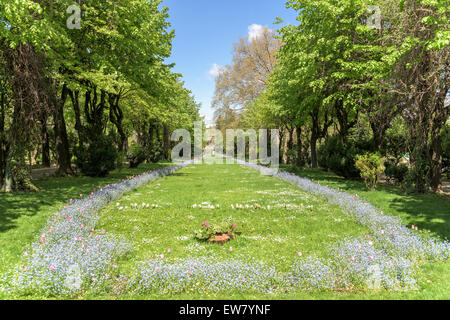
0, 163, 172, 299
93, 162, 369, 295
0, 159, 449, 299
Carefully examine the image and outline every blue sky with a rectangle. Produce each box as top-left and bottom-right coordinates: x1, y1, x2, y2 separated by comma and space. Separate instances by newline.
161, 0, 299, 125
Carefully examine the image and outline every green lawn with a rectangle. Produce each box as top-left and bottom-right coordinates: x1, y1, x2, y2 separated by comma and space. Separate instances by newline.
0, 161, 449, 299
0, 163, 171, 284
279, 165, 450, 240
95, 163, 368, 274
92, 162, 449, 299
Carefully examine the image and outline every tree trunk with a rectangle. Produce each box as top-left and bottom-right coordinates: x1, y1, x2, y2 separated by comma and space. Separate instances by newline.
148, 121, 154, 149
41, 113, 50, 167
69, 89, 84, 147
429, 86, 449, 192
2, 43, 44, 191
109, 93, 127, 152
3, 103, 35, 191
310, 108, 320, 168
287, 126, 294, 164
0, 91, 7, 184
295, 125, 303, 167
335, 99, 358, 144
278, 128, 285, 163
310, 130, 318, 168
370, 121, 387, 151
163, 123, 170, 161
54, 84, 73, 176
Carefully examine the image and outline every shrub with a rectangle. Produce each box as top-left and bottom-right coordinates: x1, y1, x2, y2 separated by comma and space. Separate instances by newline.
127, 146, 148, 169
385, 161, 409, 185
194, 218, 240, 243
355, 153, 386, 190
75, 134, 118, 177
318, 135, 369, 178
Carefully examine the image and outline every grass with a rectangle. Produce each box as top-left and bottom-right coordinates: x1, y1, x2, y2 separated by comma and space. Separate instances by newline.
279, 165, 450, 240
0, 163, 171, 284
90, 161, 448, 299
96, 162, 368, 276
0, 160, 449, 299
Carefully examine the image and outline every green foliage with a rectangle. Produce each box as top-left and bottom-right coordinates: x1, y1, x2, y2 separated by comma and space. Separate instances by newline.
6, 143, 38, 192
0, 161, 449, 299
404, 151, 431, 194
385, 161, 409, 186
116, 151, 126, 173
384, 117, 408, 160
193, 218, 240, 242
75, 135, 118, 177
355, 153, 386, 190
318, 135, 369, 178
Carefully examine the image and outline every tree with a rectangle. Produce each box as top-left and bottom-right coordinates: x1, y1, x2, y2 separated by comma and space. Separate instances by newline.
212, 27, 281, 121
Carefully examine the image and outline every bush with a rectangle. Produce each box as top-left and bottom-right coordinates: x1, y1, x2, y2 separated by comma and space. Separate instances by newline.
318, 135, 369, 178
355, 153, 386, 190
385, 160, 409, 185
127, 146, 148, 169
75, 134, 118, 177
194, 218, 241, 243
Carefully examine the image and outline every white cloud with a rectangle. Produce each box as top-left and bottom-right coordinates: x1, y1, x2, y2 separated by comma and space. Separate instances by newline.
248, 24, 266, 41
208, 63, 222, 78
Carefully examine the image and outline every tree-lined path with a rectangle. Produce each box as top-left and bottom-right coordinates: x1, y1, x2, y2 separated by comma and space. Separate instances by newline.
0, 0, 448, 302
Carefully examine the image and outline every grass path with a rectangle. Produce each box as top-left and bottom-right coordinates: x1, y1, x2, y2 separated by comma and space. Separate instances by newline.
97, 163, 368, 275
94, 161, 450, 299
0, 163, 170, 280
1, 161, 449, 299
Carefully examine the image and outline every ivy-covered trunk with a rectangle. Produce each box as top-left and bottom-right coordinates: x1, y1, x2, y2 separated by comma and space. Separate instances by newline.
2, 43, 47, 192
3, 105, 37, 192
429, 86, 449, 192
0, 90, 7, 186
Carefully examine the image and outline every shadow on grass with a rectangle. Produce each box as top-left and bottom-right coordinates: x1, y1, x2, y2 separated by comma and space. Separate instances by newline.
0, 162, 171, 234
170, 172, 190, 177
280, 165, 450, 239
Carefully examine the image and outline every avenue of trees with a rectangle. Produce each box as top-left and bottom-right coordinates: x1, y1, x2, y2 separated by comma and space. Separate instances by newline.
212, 0, 449, 193
0, 0, 201, 192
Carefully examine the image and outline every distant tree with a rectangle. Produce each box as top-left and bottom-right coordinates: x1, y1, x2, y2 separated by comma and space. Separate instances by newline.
212, 27, 281, 122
